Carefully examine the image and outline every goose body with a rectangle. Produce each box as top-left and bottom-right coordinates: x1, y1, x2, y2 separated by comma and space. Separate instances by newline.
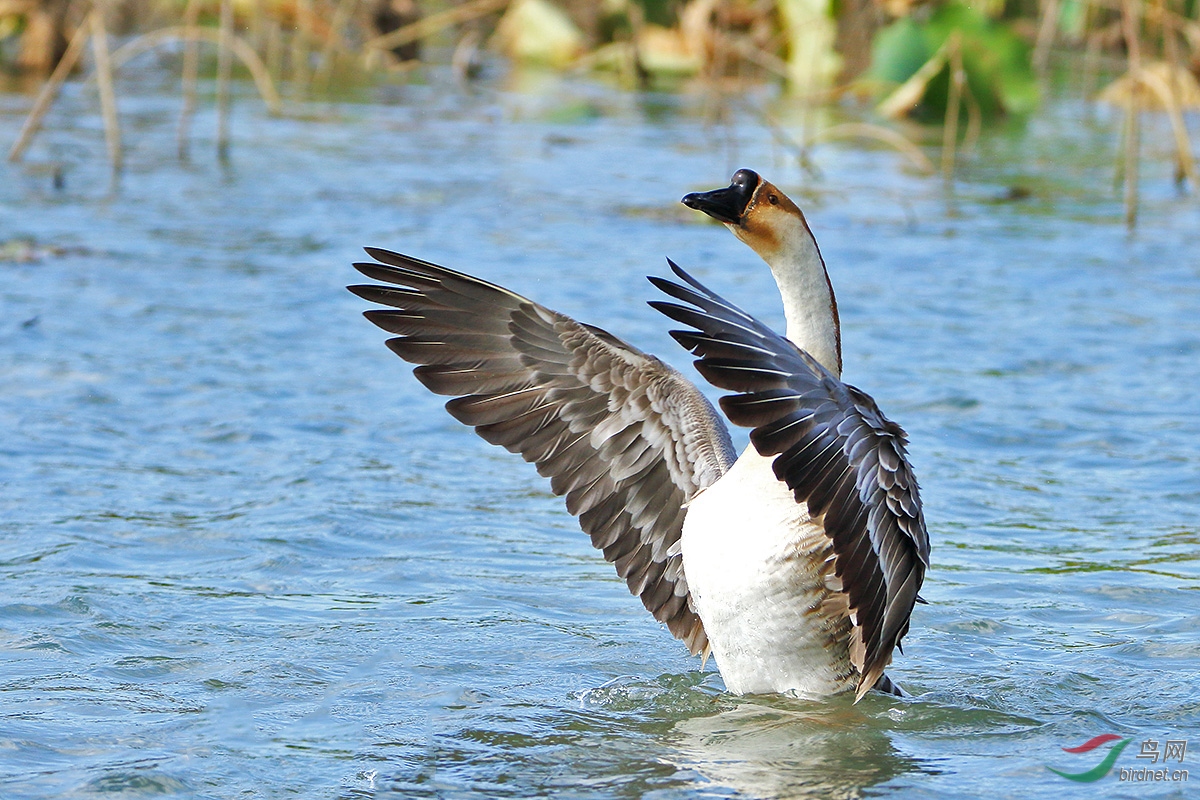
349, 170, 929, 701
682, 448, 855, 696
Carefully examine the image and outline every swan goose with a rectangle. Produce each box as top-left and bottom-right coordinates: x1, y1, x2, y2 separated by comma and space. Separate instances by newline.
348, 169, 930, 701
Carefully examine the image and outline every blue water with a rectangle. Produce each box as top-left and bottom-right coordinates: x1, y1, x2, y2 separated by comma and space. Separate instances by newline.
2, 63, 1198, 798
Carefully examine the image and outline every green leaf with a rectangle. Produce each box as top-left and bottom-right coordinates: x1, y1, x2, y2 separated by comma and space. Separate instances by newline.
869, 1, 1040, 121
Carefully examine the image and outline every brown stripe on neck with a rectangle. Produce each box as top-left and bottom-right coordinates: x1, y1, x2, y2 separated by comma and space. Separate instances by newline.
797, 209, 843, 376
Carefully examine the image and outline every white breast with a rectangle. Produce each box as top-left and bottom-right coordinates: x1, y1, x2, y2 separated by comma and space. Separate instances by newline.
681, 446, 855, 696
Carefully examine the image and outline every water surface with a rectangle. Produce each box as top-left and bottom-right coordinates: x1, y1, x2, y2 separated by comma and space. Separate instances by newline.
2, 65, 1198, 798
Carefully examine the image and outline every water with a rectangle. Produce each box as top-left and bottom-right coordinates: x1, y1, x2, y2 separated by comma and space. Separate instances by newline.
2, 63, 1198, 798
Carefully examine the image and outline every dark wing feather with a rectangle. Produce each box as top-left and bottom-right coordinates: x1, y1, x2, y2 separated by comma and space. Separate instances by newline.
349, 248, 737, 655
650, 259, 930, 699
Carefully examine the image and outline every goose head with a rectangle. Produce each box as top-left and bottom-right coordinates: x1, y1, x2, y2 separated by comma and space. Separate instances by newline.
683, 169, 842, 376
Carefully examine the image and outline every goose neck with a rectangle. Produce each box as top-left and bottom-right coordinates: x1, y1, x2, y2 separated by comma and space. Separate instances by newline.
762, 227, 842, 377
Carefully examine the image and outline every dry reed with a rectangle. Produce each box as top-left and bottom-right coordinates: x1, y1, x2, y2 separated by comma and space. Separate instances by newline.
1, 0, 1193, 225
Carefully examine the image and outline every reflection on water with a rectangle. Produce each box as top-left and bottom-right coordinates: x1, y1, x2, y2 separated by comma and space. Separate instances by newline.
2, 63, 1199, 798
670, 698, 921, 799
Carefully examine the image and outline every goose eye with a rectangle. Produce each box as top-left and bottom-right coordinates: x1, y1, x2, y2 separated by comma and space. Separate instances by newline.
768, 195, 779, 205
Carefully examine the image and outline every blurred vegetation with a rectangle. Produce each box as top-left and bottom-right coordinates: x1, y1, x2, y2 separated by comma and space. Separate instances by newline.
2, 0, 1198, 223
869, 2, 1040, 120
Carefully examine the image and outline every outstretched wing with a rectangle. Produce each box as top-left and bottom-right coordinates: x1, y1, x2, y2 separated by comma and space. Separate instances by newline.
349, 248, 737, 655
649, 260, 930, 699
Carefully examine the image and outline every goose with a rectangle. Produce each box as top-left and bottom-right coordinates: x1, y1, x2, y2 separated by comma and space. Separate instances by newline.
347, 169, 930, 701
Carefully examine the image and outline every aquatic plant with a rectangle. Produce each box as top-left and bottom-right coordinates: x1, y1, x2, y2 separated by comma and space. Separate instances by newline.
2, 0, 1196, 225
869, 2, 1040, 121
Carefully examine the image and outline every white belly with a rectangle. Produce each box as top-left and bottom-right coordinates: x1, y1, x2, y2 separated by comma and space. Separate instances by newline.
681, 447, 855, 696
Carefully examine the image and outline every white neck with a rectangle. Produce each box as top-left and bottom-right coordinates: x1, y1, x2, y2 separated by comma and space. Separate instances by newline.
738, 216, 842, 377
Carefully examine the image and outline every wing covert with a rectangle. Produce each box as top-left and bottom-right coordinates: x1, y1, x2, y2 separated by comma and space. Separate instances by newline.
349, 248, 737, 655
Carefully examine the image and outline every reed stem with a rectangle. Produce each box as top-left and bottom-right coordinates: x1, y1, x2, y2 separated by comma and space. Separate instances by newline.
90, 2, 122, 172
291, 0, 313, 100
8, 9, 93, 163
941, 32, 964, 186
1121, 0, 1142, 228
217, 0, 234, 160
178, 0, 202, 160
315, 0, 359, 92
1033, 0, 1059, 74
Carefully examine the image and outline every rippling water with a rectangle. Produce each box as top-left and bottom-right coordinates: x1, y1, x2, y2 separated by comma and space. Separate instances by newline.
2, 64, 1198, 798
